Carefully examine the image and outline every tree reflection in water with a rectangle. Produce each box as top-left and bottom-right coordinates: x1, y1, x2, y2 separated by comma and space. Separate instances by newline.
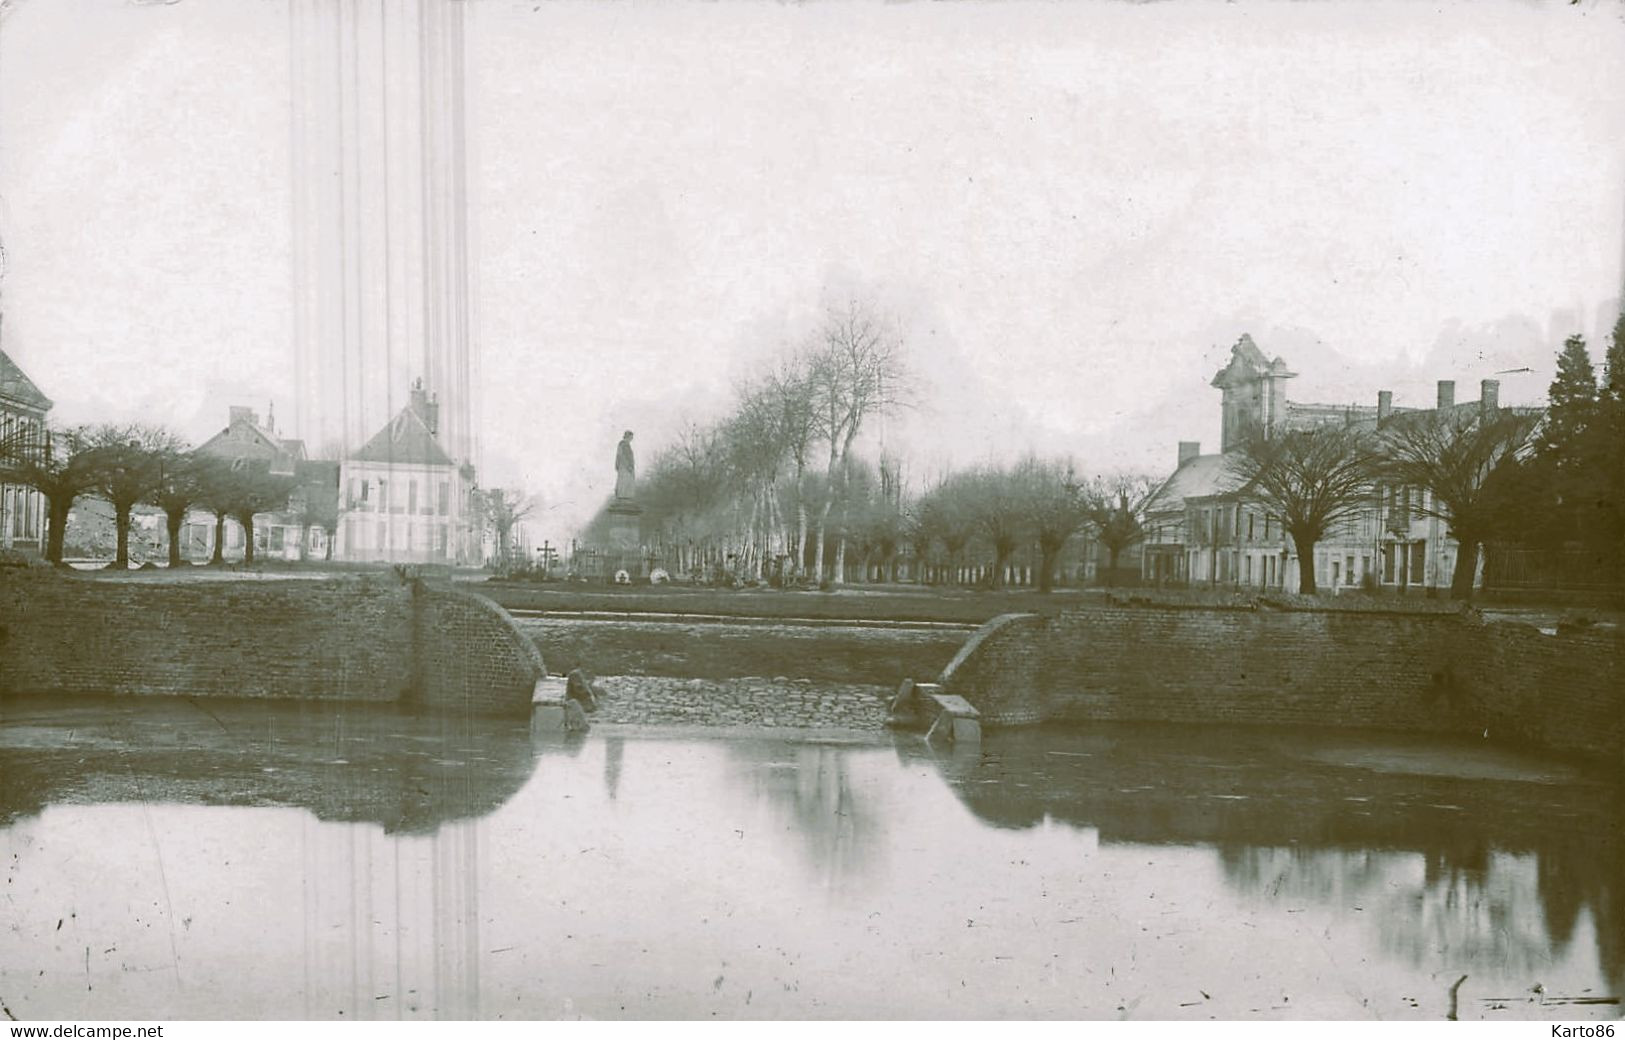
727, 741, 878, 891
915, 722, 1625, 999
0, 695, 544, 835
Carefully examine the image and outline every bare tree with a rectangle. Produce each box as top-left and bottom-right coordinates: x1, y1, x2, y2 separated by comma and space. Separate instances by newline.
149, 450, 211, 569
191, 456, 240, 565
205, 459, 295, 567
0, 424, 95, 565
1087, 472, 1157, 586
1228, 426, 1382, 596
1016, 456, 1091, 593
960, 464, 1030, 588
82, 424, 185, 569
806, 300, 908, 585
485, 488, 537, 564
1383, 409, 1539, 601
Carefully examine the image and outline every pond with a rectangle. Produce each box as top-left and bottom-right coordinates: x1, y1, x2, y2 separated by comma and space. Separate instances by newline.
0, 695, 1620, 1020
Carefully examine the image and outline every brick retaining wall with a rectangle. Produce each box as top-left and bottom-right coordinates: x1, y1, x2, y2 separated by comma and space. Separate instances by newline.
938, 603, 1623, 763
0, 571, 542, 716
413, 583, 548, 716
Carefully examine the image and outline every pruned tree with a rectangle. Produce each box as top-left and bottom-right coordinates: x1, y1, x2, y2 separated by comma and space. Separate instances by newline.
1087, 472, 1157, 587
216, 460, 296, 566
1228, 426, 1382, 596
0, 424, 96, 564
960, 464, 1030, 589
1383, 409, 1540, 601
81, 424, 184, 569
149, 450, 210, 569
192, 456, 241, 565
1015, 456, 1090, 593
290, 463, 341, 561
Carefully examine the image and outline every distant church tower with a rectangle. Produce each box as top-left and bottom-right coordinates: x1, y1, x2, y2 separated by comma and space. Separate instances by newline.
289, 0, 478, 470
1211, 334, 1296, 452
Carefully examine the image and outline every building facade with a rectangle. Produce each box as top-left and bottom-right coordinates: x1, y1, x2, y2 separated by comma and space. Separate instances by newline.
0, 346, 52, 557
1143, 335, 1526, 594
335, 381, 479, 565
190, 405, 339, 562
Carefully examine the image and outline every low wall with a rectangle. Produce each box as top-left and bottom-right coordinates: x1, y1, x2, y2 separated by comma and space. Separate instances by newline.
522, 617, 966, 684
0, 571, 543, 717
937, 603, 1624, 764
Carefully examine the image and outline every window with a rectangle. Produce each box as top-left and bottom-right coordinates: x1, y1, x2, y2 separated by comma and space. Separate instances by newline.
1344, 555, 1355, 585
1382, 543, 1398, 583
438, 481, 449, 516
1247, 513, 1255, 541
1410, 540, 1426, 585
409, 480, 418, 515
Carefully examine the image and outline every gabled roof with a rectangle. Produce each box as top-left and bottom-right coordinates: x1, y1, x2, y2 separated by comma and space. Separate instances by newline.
1143, 453, 1243, 515
350, 405, 454, 467
0, 347, 52, 412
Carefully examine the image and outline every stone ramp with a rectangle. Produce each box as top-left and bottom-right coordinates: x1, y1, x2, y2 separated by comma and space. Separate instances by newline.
888, 679, 981, 747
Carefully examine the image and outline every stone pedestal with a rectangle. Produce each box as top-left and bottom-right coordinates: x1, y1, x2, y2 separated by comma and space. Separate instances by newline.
604, 500, 644, 581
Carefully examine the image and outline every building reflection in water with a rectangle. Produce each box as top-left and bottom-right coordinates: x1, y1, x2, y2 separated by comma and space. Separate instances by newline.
913, 723, 1625, 999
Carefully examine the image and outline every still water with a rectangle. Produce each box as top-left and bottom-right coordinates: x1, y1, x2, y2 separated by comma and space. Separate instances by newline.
0, 695, 1620, 1021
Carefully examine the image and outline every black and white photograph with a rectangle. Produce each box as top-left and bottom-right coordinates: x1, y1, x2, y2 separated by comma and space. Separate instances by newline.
0, 0, 1622, 1028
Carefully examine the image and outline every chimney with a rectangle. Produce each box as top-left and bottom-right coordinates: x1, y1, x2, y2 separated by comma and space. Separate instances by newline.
425, 392, 440, 436
1479, 379, 1500, 414
1178, 441, 1201, 467
1377, 390, 1392, 422
408, 378, 437, 433
1436, 380, 1455, 412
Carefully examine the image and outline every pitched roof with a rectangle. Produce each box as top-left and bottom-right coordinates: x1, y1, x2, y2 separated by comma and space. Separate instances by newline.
351, 405, 454, 467
0, 347, 52, 412
1143, 453, 1243, 514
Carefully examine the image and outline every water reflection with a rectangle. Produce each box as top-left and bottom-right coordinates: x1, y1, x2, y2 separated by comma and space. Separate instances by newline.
726, 742, 879, 889
0, 696, 542, 835
3, 699, 1622, 1020
918, 724, 1625, 1006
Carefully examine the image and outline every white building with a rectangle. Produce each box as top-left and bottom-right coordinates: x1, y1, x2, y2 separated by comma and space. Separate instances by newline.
335, 381, 478, 565
0, 345, 52, 557
1143, 335, 1531, 594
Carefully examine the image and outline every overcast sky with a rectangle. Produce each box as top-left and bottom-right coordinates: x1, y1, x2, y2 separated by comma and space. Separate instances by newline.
3, 0, 1624, 539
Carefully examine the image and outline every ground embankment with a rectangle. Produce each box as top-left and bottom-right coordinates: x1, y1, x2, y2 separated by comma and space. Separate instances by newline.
520, 616, 966, 684
936, 600, 1624, 764
0, 570, 541, 716
478, 582, 1097, 624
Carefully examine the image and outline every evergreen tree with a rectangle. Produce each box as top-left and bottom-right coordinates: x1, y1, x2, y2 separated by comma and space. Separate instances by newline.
1604, 312, 1625, 404
1540, 334, 1598, 455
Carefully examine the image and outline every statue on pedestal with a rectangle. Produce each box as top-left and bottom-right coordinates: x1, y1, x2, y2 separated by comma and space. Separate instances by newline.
614, 430, 636, 500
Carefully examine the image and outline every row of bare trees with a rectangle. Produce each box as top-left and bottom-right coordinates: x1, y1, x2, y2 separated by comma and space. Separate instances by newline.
0, 422, 327, 568
624, 301, 910, 584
